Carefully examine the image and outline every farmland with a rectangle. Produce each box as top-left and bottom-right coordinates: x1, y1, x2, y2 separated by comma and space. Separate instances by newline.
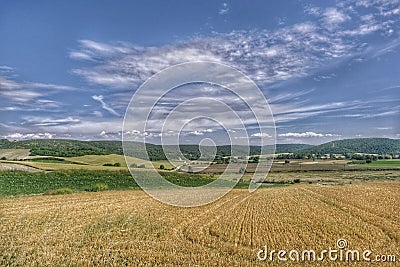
1, 182, 399, 266
1, 143, 399, 265
366, 160, 400, 167
0, 154, 149, 171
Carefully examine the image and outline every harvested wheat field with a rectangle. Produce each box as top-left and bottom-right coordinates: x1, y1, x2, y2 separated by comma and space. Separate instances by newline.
1, 183, 399, 266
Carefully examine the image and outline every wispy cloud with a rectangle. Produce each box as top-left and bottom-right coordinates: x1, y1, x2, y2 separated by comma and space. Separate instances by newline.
22, 116, 81, 126
0, 70, 75, 104
218, 2, 229, 15
361, 110, 399, 118
92, 95, 120, 116
322, 7, 350, 29
65, 0, 400, 139
70, 0, 399, 93
3, 1, 399, 142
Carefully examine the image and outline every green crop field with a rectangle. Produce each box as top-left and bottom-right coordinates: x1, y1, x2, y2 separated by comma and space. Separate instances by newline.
367, 160, 400, 167
65, 154, 130, 167
0, 170, 136, 196
0, 169, 222, 196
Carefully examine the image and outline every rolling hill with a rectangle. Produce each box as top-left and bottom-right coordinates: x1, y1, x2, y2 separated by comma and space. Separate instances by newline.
298, 138, 400, 155
0, 138, 398, 159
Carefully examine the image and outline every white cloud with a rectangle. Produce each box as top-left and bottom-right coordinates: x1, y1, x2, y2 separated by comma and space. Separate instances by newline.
0, 65, 13, 71
70, 1, 399, 97
92, 95, 120, 116
71, 0, 400, 93
3, 132, 55, 140
323, 8, 349, 26
0, 74, 75, 103
189, 130, 204, 136
375, 127, 393, 130
279, 132, 340, 138
219, 2, 229, 15
361, 110, 399, 118
99, 130, 121, 138
27, 116, 81, 126
251, 132, 272, 138
92, 110, 103, 117
341, 23, 382, 36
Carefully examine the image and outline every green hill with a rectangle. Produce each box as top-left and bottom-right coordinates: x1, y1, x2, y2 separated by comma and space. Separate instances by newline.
275, 144, 314, 153
0, 139, 119, 157
1, 138, 398, 159
299, 138, 400, 155
0, 139, 312, 159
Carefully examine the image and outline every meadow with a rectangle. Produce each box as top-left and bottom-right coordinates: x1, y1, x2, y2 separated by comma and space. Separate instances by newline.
366, 160, 400, 167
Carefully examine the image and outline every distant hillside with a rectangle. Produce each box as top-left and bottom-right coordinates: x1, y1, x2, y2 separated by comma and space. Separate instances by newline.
0, 139, 312, 158
1, 138, 398, 159
0, 139, 120, 157
275, 144, 314, 153
299, 138, 400, 155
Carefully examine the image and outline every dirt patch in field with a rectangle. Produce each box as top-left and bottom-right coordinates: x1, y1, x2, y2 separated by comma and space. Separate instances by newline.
0, 162, 42, 172
0, 149, 30, 160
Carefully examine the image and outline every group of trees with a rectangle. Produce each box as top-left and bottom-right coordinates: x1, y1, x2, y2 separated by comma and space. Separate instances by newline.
1, 137, 399, 161
275, 152, 398, 160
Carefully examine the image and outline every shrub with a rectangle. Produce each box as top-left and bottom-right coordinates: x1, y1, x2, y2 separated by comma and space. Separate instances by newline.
44, 187, 74, 195
85, 183, 109, 192
0, 157, 6, 160
130, 163, 138, 168
159, 164, 165, 170
349, 160, 366, 165
103, 163, 121, 167
138, 164, 146, 168
293, 178, 301, 183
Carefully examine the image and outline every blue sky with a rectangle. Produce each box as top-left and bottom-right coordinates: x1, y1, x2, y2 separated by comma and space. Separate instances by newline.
0, 0, 399, 144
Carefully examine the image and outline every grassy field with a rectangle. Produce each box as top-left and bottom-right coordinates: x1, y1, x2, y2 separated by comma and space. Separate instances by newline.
1, 182, 399, 266
0, 154, 152, 171
367, 160, 400, 167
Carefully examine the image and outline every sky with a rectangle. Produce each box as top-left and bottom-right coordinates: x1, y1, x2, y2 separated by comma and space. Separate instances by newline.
0, 0, 399, 145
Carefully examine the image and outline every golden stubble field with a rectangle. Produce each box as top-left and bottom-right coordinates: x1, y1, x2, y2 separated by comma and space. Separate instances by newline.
1, 182, 399, 266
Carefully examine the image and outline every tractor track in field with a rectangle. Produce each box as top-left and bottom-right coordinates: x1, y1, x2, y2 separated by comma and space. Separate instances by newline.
300, 187, 400, 243
172, 192, 252, 245
234, 195, 253, 248
171, 190, 259, 259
